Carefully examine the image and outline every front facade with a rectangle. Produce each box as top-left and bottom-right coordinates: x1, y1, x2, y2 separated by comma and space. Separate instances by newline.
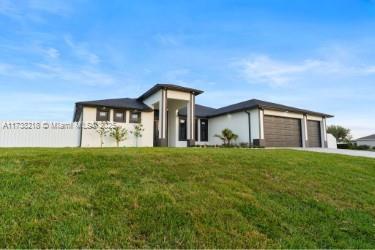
73, 84, 333, 148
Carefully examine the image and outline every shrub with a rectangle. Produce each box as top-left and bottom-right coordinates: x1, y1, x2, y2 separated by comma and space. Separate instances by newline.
357, 145, 370, 150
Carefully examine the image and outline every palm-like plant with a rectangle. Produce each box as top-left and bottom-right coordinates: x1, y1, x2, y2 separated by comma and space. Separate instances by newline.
214, 128, 238, 146
110, 126, 128, 147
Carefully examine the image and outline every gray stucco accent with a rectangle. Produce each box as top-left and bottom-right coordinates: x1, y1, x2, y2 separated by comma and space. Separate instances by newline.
158, 138, 168, 147
187, 139, 195, 147
253, 139, 265, 147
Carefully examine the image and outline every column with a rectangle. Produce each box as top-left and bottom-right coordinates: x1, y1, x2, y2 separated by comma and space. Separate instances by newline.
302, 115, 309, 148
187, 93, 195, 146
159, 89, 168, 146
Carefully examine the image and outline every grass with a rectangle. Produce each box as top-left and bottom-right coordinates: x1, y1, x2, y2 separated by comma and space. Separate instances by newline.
0, 148, 374, 248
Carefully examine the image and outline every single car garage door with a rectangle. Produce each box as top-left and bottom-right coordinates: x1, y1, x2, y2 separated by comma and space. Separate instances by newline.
264, 115, 302, 147
307, 120, 321, 147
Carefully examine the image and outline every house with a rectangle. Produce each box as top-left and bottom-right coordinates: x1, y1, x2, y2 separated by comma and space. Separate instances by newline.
73, 83, 333, 148
355, 134, 375, 147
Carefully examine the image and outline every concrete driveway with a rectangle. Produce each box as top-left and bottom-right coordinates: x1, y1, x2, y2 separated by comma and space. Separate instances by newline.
293, 148, 375, 159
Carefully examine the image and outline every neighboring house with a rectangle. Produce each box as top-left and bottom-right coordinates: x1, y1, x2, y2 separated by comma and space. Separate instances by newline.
73, 83, 333, 148
355, 134, 375, 147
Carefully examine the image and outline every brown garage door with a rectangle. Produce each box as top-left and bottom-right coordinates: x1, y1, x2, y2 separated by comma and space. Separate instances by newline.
264, 115, 302, 147
307, 120, 321, 147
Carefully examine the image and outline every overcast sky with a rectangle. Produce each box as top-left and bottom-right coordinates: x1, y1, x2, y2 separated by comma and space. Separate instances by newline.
0, 0, 374, 138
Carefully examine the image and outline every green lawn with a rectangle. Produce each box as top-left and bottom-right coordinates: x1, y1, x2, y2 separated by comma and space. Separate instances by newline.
0, 148, 374, 248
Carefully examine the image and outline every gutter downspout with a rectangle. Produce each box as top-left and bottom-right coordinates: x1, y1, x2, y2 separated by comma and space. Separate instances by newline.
245, 111, 252, 147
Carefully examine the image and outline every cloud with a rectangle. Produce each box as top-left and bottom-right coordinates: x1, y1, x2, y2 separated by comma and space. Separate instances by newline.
239, 55, 322, 86
154, 34, 181, 46
0, 0, 73, 22
0, 62, 116, 86
64, 36, 100, 64
238, 54, 375, 86
0, 92, 77, 121
44, 47, 60, 59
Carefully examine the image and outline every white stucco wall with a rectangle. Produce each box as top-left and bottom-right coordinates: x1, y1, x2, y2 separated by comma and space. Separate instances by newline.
357, 140, 375, 147
327, 134, 337, 149
81, 106, 153, 147
206, 109, 260, 145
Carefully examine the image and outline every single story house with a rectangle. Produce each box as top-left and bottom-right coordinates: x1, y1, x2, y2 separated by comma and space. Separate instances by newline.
73, 83, 333, 148
355, 134, 375, 147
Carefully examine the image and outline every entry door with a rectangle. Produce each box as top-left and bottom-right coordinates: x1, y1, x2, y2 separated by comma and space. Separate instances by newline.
153, 110, 159, 146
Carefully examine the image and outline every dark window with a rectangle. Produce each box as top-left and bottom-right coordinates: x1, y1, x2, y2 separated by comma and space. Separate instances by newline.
179, 118, 187, 141
194, 119, 198, 141
96, 108, 109, 121
129, 111, 141, 123
113, 110, 126, 123
200, 119, 208, 141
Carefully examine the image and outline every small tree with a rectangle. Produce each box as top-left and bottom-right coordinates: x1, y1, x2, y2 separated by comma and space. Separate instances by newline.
327, 125, 352, 143
95, 121, 110, 147
110, 126, 128, 147
132, 124, 144, 147
214, 128, 238, 146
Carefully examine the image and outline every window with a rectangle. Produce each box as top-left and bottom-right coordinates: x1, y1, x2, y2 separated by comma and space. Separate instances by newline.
96, 108, 109, 121
200, 119, 208, 141
113, 110, 126, 123
130, 111, 141, 123
179, 118, 187, 141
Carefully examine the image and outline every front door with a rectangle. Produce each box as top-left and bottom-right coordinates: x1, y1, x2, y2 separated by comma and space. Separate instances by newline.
153, 110, 159, 146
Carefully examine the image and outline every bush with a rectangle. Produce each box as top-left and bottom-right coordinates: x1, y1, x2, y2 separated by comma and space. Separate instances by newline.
357, 145, 370, 150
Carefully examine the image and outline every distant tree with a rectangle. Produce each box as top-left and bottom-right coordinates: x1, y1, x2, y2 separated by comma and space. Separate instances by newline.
327, 125, 352, 143
95, 121, 110, 147
132, 124, 144, 147
214, 128, 238, 146
110, 126, 128, 147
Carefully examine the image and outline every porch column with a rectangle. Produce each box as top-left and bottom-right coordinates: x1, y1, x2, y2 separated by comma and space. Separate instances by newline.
302, 115, 308, 148
321, 117, 328, 148
187, 92, 195, 146
254, 108, 265, 147
159, 88, 168, 146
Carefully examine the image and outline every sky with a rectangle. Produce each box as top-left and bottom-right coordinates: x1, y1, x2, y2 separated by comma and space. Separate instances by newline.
0, 0, 374, 138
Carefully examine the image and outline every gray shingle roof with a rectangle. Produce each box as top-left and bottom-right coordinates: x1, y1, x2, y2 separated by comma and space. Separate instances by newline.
76, 98, 151, 110
73, 84, 333, 121
209, 99, 333, 118
356, 134, 375, 141
178, 104, 217, 118
179, 99, 332, 118
73, 98, 152, 121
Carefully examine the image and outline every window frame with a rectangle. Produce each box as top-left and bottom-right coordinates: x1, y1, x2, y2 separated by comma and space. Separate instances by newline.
200, 119, 208, 142
113, 109, 126, 123
96, 108, 110, 121
129, 110, 142, 123
179, 117, 187, 141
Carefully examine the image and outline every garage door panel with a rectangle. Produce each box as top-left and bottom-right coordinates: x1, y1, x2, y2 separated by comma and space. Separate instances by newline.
307, 120, 321, 147
264, 115, 302, 147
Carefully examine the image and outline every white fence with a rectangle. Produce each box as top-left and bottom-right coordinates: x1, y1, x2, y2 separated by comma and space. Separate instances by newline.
0, 121, 81, 147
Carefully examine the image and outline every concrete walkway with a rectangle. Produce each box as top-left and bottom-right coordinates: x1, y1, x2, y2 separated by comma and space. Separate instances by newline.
293, 148, 375, 159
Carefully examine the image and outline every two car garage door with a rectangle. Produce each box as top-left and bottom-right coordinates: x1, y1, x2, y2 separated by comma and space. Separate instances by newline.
264, 115, 321, 147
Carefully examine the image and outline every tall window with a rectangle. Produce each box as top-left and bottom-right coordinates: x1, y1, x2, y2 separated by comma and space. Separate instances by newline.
96, 108, 109, 121
113, 110, 126, 123
194, 119, 198, 141
179, 118, 187, 141
130, 111, 141, 123
200, 119, 208, 141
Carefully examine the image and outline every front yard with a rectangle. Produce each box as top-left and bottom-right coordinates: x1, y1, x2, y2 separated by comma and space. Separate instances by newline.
0, 148, 374, 248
